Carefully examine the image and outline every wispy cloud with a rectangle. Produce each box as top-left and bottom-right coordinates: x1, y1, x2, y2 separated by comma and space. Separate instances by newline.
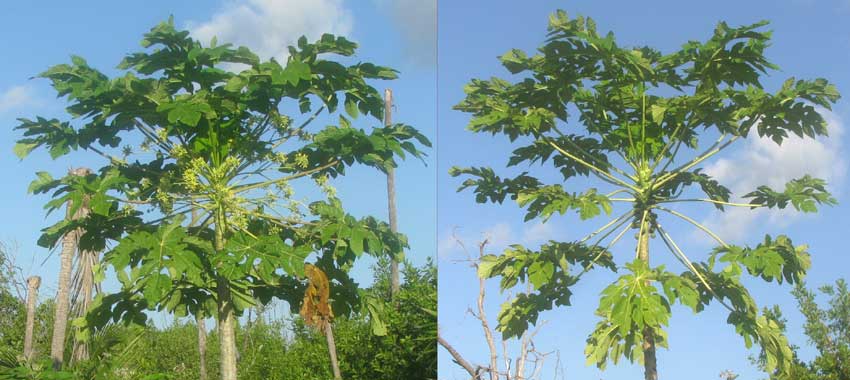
0, 85, 36, 114
438, 221, 563, 260
438, 223, 513, 259
187, 0, 353, 65
699, 109, 846, 242
520, 221, 558, 245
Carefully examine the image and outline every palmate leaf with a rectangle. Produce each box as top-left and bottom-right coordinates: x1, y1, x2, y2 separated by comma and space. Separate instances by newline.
516, 185, 612, 222
225, 232, 311, 279
103, 215, 214, 314
360, 290, 389, 336
455, 77, 560, 141
586, 258, 795, 373
14, 117, 79, 159
480, 240, 616, 338
449, 166, 541, 204
282, 123, 431, 177
585, 260, 673, 368
311, 199, 409, 266
654, 169, 732, 210
585, 315, 669, 370
711, 235, 811, 285
679, 261, 796, 373
744, 175, 836, 213
450, 166, 612, 222
507, 135, 612, 180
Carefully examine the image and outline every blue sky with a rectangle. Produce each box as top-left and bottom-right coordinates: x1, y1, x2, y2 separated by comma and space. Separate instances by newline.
438, 1, 850, 380
0, 0, 435, 321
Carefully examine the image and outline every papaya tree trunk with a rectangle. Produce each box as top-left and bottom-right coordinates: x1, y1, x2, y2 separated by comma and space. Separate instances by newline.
217, 279, 238, 380
214, 208, 238, 380
384, 88, 400, 297
24, 276, 41, 361
50, 167, 90, 369
637, 216, 658, 380
197, 313, 208, 380
324, 322, 342, 380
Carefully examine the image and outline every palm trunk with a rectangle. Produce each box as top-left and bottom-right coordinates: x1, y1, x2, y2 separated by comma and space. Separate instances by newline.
71, 249, 97, 364
197, 313, 208, 380
50, 167, 90, 369
324, 322, 342, 380
637, 217, 658, 380
50, 213, 76, 369
24, 276, 41, 361
384, 88, 401, 297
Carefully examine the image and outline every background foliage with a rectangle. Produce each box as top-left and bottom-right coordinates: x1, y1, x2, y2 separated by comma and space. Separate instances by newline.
0, 255, 436, 380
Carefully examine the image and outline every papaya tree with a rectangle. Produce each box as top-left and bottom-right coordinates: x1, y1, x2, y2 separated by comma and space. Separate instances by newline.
14, 18, 429, 379
450, 11, 839, 380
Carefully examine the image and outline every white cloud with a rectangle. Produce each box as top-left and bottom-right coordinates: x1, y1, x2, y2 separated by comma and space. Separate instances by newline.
187, 0, 353, 64
485, 223, 514, 248
374, 0, 436, 67
438, 223, 515, 259
438, 221, 564, 259
0, 85, 35, 113
700, 109, 846, 242
521, 221, 558, 245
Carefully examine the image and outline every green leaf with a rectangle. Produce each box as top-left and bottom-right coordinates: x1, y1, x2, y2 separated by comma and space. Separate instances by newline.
344, 95, 360, 119
13, 142, 38, 159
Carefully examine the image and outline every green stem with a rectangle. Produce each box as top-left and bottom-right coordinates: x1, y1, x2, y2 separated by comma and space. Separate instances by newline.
659, 198, 764, 208
610, 197, 637, 202
652, 135, 739, 190
574, 211, 636, 279
234, 160, 340, 194
606, 189, 633, 198
551, 126, 638, 182
649, 121, 686, 173
635, 209, 650, 259
654, 206, 729, 248
655, 223, 735, 313
578, 210, 635, 244
546, 140, 640, 192
641, 88, 647, 164
575, 221, 631, 280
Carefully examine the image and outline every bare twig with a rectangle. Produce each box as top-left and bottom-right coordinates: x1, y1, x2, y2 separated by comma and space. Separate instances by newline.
438, 332, 479, 378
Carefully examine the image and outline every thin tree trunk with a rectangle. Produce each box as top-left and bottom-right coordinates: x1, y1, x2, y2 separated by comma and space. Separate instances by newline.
324, 322, 342, 380
515, 331, 529, 380
476, 242, 498, 380
384, 88, 401, 297
214, 209, 238, 380
197, 313, 208, 380
637, 216, 658, 380
71, 249, 97, 364
217, 280, 238, 380
50, 167, 90, 370
24, 276, 41, 361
